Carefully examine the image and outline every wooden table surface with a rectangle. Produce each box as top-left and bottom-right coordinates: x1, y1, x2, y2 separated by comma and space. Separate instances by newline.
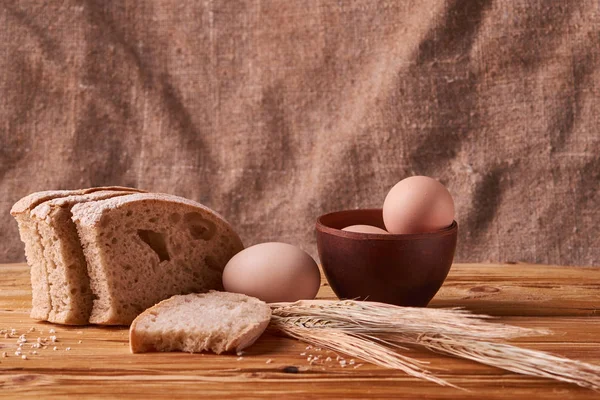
1, 262, 599, 399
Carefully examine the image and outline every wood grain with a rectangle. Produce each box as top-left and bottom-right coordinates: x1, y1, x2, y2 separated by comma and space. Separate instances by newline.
1, 263, 599, 399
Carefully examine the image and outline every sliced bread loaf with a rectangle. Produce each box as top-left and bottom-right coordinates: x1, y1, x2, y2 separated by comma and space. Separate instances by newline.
11, 187, 144, 320
30, 189, 143, 325
129, 291, 271, 354
71, 193, 244, 325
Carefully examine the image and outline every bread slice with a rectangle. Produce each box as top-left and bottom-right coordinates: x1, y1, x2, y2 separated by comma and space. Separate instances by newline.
30, 190, 143, 325
11, 187, 145, 320
129, 291, 271, 354
71, 193, 244, 325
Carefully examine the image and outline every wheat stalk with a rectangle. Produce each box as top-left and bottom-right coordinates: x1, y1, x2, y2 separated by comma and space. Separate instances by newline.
269, 299, 600, 390
271, 320, 458, 388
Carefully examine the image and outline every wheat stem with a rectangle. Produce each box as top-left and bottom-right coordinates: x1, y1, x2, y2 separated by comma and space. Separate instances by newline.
270, 315, 458, 388
269, 299, 600, 390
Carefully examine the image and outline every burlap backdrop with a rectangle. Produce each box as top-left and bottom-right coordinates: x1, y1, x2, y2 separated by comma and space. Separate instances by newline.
1, 1, 598, 265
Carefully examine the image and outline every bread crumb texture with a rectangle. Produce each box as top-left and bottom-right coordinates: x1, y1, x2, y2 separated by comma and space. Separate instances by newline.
71, 193, 244, 325
130, 291, 271, 354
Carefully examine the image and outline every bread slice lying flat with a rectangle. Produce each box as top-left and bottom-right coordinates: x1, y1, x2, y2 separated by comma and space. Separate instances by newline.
71, 193, 244, 325
11, 187, 144, 320
30, 190, 143, 325
129, 291, 271, 354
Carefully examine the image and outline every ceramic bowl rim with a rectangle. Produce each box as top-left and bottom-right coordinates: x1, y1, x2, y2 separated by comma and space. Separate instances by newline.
316, 208, 458, 241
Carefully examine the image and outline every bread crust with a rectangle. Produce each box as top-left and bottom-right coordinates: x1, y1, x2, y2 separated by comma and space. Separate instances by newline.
11, 187, 145, 215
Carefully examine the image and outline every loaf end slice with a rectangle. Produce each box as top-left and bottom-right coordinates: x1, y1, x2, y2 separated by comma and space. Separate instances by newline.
130, 291, 271, 354
72, 193, 244, 325
12, 190, 79, 320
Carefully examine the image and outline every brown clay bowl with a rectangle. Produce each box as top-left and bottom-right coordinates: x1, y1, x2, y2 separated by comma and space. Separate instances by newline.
316, 209, 457, 307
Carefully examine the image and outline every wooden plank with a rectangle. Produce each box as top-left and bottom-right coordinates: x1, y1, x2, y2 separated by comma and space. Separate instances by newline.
1, 263, 599, 399
3, 263, 599, 316
430, 263, 600, 316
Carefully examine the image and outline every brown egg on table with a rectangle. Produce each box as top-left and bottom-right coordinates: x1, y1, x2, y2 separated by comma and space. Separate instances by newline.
383, 176, 455, 234
342, 225, 389, 234
222, 242, 321, 303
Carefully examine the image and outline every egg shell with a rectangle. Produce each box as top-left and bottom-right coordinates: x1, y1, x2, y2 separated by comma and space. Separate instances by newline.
222, 242, 321, 303
342, 224, 389, 234
383, 176, 455, 234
